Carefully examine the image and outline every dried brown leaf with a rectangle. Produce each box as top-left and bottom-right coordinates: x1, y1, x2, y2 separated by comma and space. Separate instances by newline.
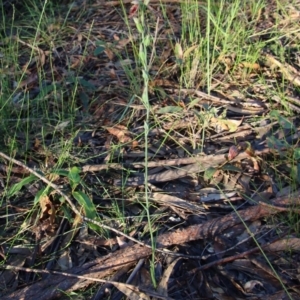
106, 125, 132, 143
112, 281, 150, 300
228, 145, 239, 160
157, 258, 181, 297
39, 195, 55, 227
240, 62, 260, 70
210, 117, 243, 133
104, 48, 114, 60
265, 238, 300, 252
129, 4, 139, 18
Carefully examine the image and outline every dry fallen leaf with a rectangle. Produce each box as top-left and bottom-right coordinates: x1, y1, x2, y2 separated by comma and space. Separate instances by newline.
129, 3, 139, 18
157, 258, 181, 297
106, 125, 133, 143
112, 282, 150, 300
228, 145, 239, 160
244, 280, 264, 293
210, 117, 243, 133
105, 48, 114, 60
38, 195, 57, 235
240, 62, 260, 70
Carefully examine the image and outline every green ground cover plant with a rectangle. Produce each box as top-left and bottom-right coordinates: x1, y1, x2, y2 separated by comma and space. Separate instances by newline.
0, 0, 300, 299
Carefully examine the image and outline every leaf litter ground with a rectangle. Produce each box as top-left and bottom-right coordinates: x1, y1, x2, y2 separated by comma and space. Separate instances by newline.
0, 0, 300, 299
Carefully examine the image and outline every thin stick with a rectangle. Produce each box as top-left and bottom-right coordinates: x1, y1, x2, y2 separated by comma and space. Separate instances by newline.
0, 265, 169, 300
0, 151, 200, 258
0, 151, 151, 249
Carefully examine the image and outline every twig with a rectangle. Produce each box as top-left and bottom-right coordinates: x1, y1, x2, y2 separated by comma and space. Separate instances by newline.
0, 265, 170, 300
82, 155, 225, 172
83, 147, 273, 173
0, 151, 203, 259
113, 148, 272, 186
0, 151, 152, 249
180, 231, 288, 278
0, 147, 274, 175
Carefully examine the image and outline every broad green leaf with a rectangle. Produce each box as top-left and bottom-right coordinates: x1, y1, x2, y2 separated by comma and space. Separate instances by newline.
72, 191, 100, 231
267, 136, 288, 158
204, 167, 217, 181
34, 83, 59, 100
51, 169, 69, 177
78, 78, 97, 91
278, 116, 295, 130
188, 98, 201, 108
139, 47, 147, 67
61, 203, 73, 222
96, 40, 106, 46
267, 136, 287, 151
94, 41, 106, 56
7, 174, 37, 197
94, 46, 105, 56
34, 186, 50, 204
269, 110, 280, 118
156, 106, 183, 114
68, 167, 81, 190
294, 148, 300, 160
270, 110, 296, 130
144, 34, 151, 47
